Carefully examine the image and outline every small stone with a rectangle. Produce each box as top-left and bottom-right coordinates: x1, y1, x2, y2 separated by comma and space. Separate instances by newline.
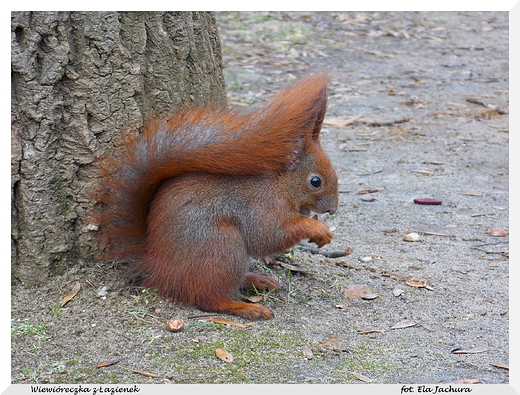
489, 228, 507, 237
403, 232, 420, 242
301, 345, 314, 360
359, 256, 373, 263
97, 285, 109, 297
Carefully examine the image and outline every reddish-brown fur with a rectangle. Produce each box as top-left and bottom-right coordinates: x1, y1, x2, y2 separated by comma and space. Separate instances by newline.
93, 73, 338, 320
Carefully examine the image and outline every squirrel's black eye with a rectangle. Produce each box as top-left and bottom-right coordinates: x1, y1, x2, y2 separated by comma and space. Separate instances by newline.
310, 176, 321, 188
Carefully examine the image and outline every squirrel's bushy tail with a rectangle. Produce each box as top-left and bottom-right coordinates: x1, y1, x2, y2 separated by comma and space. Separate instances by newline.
93, 73, 329, 263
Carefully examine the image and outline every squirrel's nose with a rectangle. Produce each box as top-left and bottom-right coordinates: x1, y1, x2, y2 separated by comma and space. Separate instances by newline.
326, 206, 337, 215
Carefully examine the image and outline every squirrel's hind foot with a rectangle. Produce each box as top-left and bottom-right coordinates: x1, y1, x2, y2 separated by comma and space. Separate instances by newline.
245, 273, 279, 291
198, 299, 273, 320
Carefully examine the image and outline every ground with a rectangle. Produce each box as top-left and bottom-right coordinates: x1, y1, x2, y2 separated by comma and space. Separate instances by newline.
11, 11, 509, 385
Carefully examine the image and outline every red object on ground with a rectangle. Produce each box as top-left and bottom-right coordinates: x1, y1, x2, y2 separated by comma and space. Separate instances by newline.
414, 198, 442, 205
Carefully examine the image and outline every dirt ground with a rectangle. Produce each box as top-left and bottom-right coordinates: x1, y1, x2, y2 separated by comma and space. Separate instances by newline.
11, 11, 510, 385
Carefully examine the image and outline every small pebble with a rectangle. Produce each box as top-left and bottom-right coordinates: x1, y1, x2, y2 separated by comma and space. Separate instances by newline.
359, 256, 373, 263
97, 285, 109, 297
301, 345, 314, 360
403, 232, 420, 242
489, 228, 507, 237
362, 195, 376, 202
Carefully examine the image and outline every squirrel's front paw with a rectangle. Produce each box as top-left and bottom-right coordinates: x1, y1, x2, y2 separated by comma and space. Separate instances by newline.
308, 222, 333, 248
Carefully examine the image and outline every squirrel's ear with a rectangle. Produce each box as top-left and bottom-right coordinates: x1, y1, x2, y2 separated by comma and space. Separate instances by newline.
310, 87, 327, 141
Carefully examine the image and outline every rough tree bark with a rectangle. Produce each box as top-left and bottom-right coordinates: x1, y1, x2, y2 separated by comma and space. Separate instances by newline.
11, 11, 228, 285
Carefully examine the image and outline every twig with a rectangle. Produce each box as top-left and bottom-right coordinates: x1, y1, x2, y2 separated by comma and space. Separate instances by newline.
361, 117, 411, 127
299, 245, 353, 258
130, 369, 159, 378
472, 247, 509, 256
167, 374, 217, 382
358, 330, 385, 335
412, 230, 455, 238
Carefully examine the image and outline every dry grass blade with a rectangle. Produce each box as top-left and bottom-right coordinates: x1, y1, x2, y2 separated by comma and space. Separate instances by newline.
391, 319, 417, 330
452, 347, 488, 354
350, 371, 373, 383
357, 187, 385, 195
60, 282, 81, 307
324, 113, 364, 127
411, 170, 434, 175
210, 317, 246, 328
358, 330, 385, 335
130, 369, 159, 378
278, 262, 308, 273
413, 230, 454, 238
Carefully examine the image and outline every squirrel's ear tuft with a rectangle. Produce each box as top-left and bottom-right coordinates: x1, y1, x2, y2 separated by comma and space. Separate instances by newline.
276, 72, 329, 139
309, 81, 328, 140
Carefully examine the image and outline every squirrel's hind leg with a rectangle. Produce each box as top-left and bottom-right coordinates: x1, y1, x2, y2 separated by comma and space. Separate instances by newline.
188, 223, 274, 320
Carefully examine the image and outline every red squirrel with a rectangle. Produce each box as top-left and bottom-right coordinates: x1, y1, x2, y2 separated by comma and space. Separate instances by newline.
94, 73, 338, 320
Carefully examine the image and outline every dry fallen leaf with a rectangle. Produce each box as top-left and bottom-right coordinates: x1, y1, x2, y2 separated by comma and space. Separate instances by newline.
210, 317, 246, 328
342, 284, 373, 299
241, 295, 263, 303
278, 262, 308, 274
391, 319, 417, 330
60, 282, 82, 307
406, 278, 427, 287
349, 371, 373, 383
96, 359, 119, 368
405, 278, 434, 290
215, 348, 234, 363
301, 345, 314, 360
166, 319, 185, 332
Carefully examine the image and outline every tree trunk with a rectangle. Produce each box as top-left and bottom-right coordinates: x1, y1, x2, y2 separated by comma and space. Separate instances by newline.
11, 11, 227, 285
